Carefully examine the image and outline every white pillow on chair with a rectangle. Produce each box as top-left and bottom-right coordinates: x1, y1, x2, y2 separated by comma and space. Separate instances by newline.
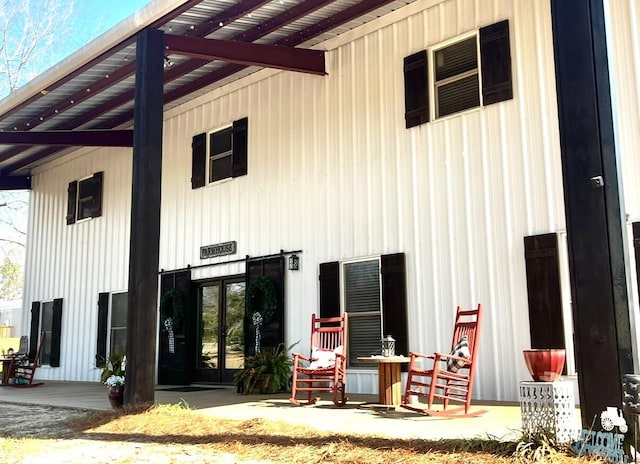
309, 348, 336, 369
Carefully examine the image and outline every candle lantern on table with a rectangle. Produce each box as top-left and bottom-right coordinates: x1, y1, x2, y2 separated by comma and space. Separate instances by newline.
381, 335, 396, 357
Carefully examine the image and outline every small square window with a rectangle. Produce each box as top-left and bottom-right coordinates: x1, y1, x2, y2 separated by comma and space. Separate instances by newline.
208, 126, 233, 183
66, 172, 103, 225
77, 177, 95, 220
433, 36, 480, 118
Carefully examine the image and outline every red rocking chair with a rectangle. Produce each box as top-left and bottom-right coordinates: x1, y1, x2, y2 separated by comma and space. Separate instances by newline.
401, 304, 484, 417
5, 332, 46, 387
289, 313, 348, 406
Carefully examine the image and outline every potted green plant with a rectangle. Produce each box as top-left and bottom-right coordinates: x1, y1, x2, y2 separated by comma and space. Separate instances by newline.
100, 352, 125, 408
233, 342, 296, 394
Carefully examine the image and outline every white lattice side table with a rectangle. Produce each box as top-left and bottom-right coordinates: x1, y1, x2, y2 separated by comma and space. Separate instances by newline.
519, 380, 579, 443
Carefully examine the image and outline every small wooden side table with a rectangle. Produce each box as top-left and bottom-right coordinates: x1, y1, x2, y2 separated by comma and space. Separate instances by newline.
357, 356, 411, 406
1, 358, 14, 384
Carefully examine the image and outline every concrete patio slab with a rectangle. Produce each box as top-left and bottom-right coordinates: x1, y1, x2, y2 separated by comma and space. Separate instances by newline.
0, 381, 567, 441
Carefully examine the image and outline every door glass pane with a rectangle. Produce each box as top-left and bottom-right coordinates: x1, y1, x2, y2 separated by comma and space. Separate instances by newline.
200, 285, 219, 369
225, 282, 245, 369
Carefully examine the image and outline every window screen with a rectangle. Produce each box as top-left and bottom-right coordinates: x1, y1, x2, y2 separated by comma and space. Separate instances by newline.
209, 127, 233, 183
344, 260, 382, 367
434, 36, 480, 118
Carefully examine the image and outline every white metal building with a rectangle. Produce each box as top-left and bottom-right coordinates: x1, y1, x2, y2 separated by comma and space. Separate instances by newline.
0, 0, 638, 419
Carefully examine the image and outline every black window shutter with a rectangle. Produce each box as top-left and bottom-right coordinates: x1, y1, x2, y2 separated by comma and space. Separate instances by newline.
381, 253, 409, 362
66, 181, 77, 225
403, 50, 429, 128
319, 262, 340, 318
191, 133, 206, 189
96, 292, 109, 367
29, 302, 41, 359
89, 171, 104, 218
232, 117, 248, 178
480, 20, 513, 105
524, 234, 565, 352
50, 298, 63, 367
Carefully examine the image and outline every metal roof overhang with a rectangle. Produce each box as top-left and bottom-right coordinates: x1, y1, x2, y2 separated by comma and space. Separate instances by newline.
0, 0, 416, 189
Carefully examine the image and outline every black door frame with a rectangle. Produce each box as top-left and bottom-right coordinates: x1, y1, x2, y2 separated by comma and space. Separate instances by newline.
194, 274, 245, 384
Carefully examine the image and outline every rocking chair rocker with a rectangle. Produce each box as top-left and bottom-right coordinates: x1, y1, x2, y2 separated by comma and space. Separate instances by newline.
5, 332, 46, 387
401, 304, 484, 417
289, 313, 348, 406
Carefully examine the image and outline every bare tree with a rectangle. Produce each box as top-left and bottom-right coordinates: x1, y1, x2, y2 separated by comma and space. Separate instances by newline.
0, 191, 28, 299
0, 0, 81, 96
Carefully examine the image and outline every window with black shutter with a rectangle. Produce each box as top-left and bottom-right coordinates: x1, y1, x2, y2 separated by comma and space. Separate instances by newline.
403, 19, 512, 124
191, 117, 248, 189
66, 171, 103, 224
319, 253, 408, 368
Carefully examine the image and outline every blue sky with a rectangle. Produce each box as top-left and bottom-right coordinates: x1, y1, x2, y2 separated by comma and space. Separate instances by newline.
0, 1, 154, 276
72, 0, 155, 49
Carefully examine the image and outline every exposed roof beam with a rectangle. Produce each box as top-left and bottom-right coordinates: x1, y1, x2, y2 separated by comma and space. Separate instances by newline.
0, 175, 31, 190
1, 0, 271, 134
1, 0, 401, 174
164, 35, 326, 75
0, 130, 133, 147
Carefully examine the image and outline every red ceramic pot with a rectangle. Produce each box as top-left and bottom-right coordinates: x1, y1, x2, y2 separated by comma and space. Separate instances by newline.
523, 349, 566, 382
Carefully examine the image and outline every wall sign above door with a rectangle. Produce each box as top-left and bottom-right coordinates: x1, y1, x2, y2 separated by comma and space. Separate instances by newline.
200, 241, 236, 259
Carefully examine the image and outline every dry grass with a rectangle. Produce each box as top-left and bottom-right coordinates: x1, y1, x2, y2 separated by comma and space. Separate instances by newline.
42, 403, 601, 463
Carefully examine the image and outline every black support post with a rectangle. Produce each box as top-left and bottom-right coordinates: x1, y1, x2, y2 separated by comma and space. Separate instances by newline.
551, 0, 633, 427
125, 28, 164, 405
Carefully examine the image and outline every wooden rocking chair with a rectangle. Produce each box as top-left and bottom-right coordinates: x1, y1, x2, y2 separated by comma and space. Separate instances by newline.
6, 332, 46, 387
290, 313, 348, 406
401, 304, 484, 417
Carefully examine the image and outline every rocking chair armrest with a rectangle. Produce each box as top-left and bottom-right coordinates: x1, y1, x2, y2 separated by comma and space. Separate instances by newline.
434, 351, 470, 364
408, 351, 435, 361
291, 352, 311, 362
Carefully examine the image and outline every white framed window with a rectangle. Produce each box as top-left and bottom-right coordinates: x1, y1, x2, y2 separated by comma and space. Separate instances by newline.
66, 171, 103, 224
208, 125, 233, 183
191, 117, 248, 189
403, 20, 513, 128
341, 258, 382, 368
432, 33, 481, 119
109, 292, 128, 356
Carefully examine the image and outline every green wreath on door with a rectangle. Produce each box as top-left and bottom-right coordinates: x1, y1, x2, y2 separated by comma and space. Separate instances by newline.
160, 288, 186, 332
246, 276, 278, 324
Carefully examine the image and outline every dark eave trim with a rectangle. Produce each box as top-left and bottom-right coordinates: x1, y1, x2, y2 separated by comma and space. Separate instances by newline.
164, 35, 326, 75
0, 130, 133, 147
0, 175, 31, 190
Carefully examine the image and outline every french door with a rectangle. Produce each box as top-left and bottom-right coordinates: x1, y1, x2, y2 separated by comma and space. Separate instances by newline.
194, 277, 245, 383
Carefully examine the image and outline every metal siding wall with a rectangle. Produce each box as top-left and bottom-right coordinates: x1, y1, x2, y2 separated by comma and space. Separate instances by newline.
158, 0, 564, 401
605, 0, 640, 370
24, 0, 566, 400
23, 148, 132, 381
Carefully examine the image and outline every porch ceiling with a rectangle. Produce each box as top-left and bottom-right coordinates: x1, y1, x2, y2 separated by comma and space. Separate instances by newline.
0, 0, 416, 181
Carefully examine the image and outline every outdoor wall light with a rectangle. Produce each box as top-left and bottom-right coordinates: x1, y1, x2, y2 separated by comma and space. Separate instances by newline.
288, 254, 300, 271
